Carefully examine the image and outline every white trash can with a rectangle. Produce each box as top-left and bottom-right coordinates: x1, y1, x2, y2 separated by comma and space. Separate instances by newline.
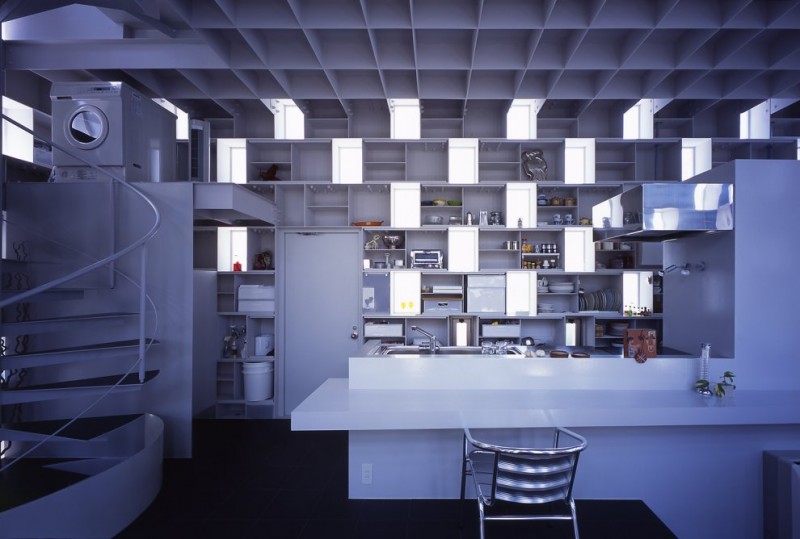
242, 360, 274, 401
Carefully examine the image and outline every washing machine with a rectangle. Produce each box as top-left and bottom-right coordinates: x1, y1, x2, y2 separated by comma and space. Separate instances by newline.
50, 81, 176, 182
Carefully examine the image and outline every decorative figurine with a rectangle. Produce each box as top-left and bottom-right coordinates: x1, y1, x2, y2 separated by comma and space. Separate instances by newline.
521, 149, 548, 181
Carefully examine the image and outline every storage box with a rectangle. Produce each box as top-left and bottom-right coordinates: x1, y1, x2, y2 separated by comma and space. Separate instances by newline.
624, 329, 657, 362
238, 299, 275, 312
364, 322, 404, 337
482, 323, 521, 338
423, 299, 463, 313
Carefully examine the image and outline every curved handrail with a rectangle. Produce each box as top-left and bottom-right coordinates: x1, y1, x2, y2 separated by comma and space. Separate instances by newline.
0, 110, 162, 470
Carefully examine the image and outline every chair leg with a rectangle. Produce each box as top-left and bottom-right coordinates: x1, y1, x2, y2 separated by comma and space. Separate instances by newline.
459, 454, 468, 528
569, 497, 580, 539
478, 499, 486, 539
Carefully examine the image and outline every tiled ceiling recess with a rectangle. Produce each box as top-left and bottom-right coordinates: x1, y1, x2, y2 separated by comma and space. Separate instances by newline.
2, 0, 800, 135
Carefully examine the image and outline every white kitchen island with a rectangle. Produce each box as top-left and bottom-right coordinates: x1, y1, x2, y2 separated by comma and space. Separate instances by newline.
291, 342, 800, 539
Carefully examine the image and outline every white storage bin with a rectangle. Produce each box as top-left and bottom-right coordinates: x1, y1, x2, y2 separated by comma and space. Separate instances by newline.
238, 284, 275, 300
364, 322, 404, 337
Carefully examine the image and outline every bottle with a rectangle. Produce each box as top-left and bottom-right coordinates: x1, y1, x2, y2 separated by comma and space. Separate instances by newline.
517, 217, 523, 228
233, 259, 242, 272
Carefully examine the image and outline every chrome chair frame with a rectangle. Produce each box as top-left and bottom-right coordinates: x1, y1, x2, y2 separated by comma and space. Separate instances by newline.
460, 426, 588, 539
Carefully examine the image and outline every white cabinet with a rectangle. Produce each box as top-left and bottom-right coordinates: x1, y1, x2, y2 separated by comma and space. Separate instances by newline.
448, 227, 479, 272
563, 227, 595, 272
623, 271, 654, 313
448, 138, 479, 184
390, 183, 421, 228
332, 138, 363, 184
564, 138, 595, 184
505, 183, 537, 228
391, 271, 421, 315
506, 271, 537, 316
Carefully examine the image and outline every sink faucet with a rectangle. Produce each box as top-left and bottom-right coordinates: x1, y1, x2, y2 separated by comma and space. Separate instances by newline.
411, 325, 439, 353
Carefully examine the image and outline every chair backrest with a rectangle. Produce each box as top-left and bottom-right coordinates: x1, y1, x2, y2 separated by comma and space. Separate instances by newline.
465, 427, 587, 506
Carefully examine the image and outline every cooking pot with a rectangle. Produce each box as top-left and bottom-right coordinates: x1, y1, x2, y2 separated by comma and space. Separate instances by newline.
549, 197, 563, 206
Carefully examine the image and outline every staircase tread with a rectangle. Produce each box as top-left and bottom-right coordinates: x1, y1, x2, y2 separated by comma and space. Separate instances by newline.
2, 312, 138, 326
1, 414, 142, 441
13, 370, 158, 391
1, 338, 159, 357
0, 458, 88, 513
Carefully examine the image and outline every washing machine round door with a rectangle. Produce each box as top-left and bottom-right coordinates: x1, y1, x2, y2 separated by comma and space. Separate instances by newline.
65, 105, 108, 150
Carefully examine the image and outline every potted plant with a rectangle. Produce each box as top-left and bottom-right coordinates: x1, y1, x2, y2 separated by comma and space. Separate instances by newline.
713, 371, 736, 397
694, 371, 736, 397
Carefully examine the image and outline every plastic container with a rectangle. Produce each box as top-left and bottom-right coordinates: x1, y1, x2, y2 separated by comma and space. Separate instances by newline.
242, 360, 274, 401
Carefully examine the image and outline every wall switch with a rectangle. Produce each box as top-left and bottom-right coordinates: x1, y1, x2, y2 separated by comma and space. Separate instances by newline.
361, 463, 373, 485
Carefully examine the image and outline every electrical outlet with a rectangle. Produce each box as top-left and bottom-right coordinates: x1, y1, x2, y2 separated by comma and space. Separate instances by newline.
361, 463, 373, 485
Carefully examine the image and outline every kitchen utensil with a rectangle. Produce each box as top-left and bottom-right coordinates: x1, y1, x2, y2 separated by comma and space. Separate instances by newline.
447, 200, 462, 206
382, 234, 403, 249
489, 211, 502, 225
553, 214, 562, 225
449, 216, 461, 224
432, 199, 446, 206
564, 197, 576, 206
352, 220, 384, 227
550, 349, 569, 358
372, 261, 387, 269
564, 214, 574, 225
465, 212, 474, 225
479, 210, 489, 226
549, 197, 563, 206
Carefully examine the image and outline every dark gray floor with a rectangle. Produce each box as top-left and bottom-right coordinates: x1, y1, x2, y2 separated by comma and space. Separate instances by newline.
118, 419, 677, 538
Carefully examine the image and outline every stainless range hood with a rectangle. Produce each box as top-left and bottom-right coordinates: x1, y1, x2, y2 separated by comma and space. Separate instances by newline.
592, 183, 734, 242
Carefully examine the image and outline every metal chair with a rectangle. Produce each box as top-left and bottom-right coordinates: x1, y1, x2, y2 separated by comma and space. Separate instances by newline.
460, 426, 588, 539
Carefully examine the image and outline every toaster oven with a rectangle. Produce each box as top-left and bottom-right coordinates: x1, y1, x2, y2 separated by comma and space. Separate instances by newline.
409, 249, 443, 269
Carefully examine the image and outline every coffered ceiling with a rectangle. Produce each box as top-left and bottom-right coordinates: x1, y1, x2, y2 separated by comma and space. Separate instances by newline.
2, 0, 800, 134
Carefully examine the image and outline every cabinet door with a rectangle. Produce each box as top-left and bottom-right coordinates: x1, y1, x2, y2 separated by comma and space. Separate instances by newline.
332, 138, 363, 184
506, 270, 537, 316
563, 227, 595, 272
448, 138, 479, 184
681, 138, 712, 180
623, 271, 654, 313
391, 183, 420, 228
564, 138, 595, 184
391, 271, 421, 315
448, 227, 478, 272
505, 183, 536, 228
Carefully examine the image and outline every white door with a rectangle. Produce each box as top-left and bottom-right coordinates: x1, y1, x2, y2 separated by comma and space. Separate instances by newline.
279, 230, 362, 416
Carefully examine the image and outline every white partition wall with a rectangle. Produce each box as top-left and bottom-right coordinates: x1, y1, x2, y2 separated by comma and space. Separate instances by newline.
448, 138, 479, 184
332, 138, 363, 184
505, 183, 537, 228
564, 138, 595, 184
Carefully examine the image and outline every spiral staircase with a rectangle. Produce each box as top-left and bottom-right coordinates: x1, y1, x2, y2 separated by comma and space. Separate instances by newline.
0, 114, 164, 538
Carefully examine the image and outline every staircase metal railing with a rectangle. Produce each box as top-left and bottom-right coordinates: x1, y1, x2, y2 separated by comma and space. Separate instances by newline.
0, 112, 161, 470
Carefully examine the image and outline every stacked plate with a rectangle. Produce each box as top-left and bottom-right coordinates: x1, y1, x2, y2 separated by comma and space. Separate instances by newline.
548, 282, 574, 293
578, 288, 621, 311
538, 303, 555, 314
607, 322, 630, 336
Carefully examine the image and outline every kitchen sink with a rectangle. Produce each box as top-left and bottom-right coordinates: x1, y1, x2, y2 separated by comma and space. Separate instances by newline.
371, 345, 522, 356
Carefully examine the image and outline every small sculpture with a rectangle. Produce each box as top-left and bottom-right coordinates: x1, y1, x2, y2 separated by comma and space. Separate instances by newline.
521, 149, 548, 181
253, 250, 272, 270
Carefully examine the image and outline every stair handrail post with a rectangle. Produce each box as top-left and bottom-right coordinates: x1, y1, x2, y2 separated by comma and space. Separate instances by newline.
139, 246, 148, 383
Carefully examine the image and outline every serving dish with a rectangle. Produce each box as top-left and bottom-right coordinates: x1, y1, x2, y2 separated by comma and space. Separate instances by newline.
352, 221, 384, 227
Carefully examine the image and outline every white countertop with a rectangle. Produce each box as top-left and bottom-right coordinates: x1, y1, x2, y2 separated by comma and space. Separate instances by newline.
291, 378, 800, 431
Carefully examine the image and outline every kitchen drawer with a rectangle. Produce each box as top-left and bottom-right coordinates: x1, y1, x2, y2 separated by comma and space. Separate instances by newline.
482, 323, 521, 338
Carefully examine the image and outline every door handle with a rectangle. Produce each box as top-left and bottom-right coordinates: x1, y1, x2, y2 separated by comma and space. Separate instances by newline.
351, 325, 359, 339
